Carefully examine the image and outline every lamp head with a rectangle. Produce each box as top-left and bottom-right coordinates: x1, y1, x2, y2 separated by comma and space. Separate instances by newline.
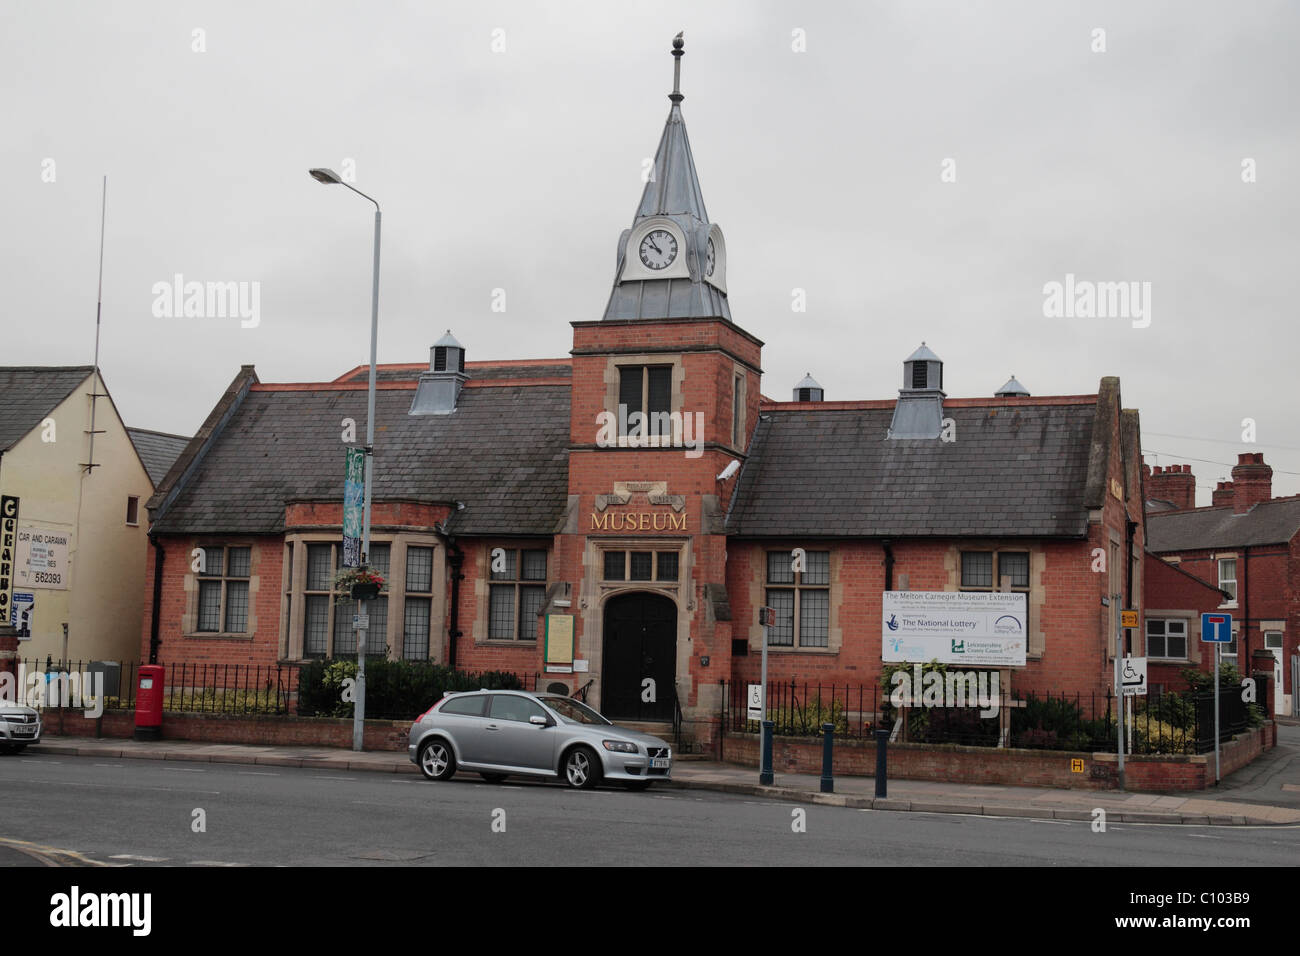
309, 168, 343, 185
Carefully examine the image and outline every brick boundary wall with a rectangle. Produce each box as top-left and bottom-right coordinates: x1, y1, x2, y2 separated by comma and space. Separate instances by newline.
722, 722, 1276, 792
47, 710, 413, 753
42, 711, 1273, 791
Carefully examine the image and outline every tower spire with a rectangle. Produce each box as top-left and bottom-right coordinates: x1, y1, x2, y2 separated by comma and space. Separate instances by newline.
670, 32, 684, 104
601, 33, 730, 322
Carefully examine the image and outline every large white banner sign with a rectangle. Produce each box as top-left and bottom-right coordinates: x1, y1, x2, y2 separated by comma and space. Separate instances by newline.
882, 590, 1027, 666
14, 524, 72, 590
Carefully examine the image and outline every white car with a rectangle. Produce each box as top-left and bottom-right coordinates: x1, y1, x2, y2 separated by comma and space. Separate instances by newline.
0, 704, 41, 754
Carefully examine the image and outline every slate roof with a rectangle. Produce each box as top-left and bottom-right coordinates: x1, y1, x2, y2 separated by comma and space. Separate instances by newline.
336, 363, 572, 384
152, 383, 571, 536
0, 366, 93, 451
1146, 498, 1300, 551
726, 402, 1098, 538
126, 428, 191, 487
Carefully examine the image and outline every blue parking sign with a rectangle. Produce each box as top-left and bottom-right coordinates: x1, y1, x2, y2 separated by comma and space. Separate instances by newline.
1201, 612, 1233, 643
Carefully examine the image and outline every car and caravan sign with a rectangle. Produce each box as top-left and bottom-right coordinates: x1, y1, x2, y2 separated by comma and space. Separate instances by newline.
882, 591, 1027, 666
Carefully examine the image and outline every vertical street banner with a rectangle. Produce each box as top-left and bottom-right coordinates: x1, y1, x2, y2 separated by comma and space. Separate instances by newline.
0, 495, 19, 625
12, 591, 34, 639
342, 448, 365, 568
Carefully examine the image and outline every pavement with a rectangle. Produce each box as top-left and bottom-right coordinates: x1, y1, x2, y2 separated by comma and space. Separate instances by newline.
26, 728, 1300, 828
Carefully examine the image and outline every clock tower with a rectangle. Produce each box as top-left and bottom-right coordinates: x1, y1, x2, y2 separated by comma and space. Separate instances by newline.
558, 34, 761, 748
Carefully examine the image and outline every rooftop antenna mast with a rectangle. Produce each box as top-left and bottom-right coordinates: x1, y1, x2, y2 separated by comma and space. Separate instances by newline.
82, 176, 108, 472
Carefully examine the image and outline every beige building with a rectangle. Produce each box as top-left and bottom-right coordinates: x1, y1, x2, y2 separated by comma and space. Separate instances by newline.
0, 366, 186, 667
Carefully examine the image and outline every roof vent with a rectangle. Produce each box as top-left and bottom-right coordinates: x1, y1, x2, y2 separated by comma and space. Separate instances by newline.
430, 329, 465, 373
410, 330, 469, 416
995, 374, 1029, 397
793, 373, 823, 402
888, 343, 946, 439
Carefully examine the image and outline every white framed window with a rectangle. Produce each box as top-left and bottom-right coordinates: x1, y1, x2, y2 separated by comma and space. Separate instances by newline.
1223, 627, 1238, 658
1218, 558, 1238, 605
126, 496, 140, 526
1146, 619, 1188, 659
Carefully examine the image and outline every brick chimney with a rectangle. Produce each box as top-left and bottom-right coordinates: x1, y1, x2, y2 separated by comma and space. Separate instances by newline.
1230, 452, 1273, 514
1147, 463, 1196, 511
1212, 481, 1234, 508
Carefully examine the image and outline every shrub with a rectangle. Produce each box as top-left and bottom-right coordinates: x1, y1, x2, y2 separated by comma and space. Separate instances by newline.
1141, 691, 1197, 731
294, 659, 525, 719
746, 697, 850, 736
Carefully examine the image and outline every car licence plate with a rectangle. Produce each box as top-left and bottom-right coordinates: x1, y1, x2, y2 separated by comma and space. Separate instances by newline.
13, 726, 36, 736
651, 757, 670, 769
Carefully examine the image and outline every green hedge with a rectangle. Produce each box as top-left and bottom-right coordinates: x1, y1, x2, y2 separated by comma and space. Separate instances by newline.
295, 659, 525, 720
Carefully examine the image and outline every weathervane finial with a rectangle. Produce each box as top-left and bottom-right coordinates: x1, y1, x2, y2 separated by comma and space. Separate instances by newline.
670, 32, 684, 104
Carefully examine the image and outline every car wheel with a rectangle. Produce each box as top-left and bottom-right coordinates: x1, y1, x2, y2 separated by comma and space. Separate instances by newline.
480, 772, 508, 784
0, 744, 15, 756
625, 780, 652, 792
563, 745, 601, 790
418, 738, 456, 781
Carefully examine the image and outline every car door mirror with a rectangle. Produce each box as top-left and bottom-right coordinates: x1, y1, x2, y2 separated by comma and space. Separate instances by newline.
530, 715, 550, 727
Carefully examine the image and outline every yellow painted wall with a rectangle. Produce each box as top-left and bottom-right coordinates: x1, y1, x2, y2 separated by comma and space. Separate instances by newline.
0, 372, 155, 664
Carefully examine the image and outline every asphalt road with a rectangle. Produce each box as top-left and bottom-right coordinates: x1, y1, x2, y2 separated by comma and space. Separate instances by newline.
0, 752, 1296, 866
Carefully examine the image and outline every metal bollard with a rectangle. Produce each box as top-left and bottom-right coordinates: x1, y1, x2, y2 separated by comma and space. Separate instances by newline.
759, 719, 774, 785
820, 722, 834, 793
874, 728, 889, 798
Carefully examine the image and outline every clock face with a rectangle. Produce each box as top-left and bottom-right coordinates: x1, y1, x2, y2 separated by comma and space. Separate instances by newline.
638, 229, 678, 270
705, 237, 716, 277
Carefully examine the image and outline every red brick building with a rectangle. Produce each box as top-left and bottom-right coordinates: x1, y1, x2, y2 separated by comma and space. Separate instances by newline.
1145, 453, 1299, 716
142, 40, 1149, 748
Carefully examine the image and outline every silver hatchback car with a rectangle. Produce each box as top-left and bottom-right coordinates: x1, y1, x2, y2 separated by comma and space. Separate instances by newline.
409, 690, 672, 790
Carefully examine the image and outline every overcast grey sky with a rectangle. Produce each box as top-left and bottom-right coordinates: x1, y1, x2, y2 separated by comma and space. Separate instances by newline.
4, 1, 1298, 502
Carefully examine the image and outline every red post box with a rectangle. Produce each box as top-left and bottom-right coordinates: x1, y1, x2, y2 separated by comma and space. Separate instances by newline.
134, 664, 165, 741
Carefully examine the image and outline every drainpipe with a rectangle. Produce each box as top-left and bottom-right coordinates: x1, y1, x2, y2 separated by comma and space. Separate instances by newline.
1241, 546, 1249, 669
1125, 520, 1137, 656
882, 539, 895, 591
432, 518, 465, 670
148, 533, 164, 665
446, 541, 464, 670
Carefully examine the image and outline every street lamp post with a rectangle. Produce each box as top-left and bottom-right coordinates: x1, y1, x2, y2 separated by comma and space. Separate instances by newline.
310, 168, 380, 753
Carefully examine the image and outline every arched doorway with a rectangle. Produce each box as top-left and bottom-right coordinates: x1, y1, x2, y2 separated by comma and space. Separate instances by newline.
602, 592, 677, 722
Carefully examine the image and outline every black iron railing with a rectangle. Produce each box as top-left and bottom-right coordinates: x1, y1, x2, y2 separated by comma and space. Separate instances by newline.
718, 679, 1263, 755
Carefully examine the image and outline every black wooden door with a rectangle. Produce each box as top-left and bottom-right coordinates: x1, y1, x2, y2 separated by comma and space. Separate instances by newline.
602, 593, 676, 722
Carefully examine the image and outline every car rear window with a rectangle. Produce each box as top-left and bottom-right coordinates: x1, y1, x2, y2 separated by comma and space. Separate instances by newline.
438, 694, 486, 717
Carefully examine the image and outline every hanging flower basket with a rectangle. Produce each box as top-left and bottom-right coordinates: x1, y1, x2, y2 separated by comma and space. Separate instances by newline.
333, 566, 385, 605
